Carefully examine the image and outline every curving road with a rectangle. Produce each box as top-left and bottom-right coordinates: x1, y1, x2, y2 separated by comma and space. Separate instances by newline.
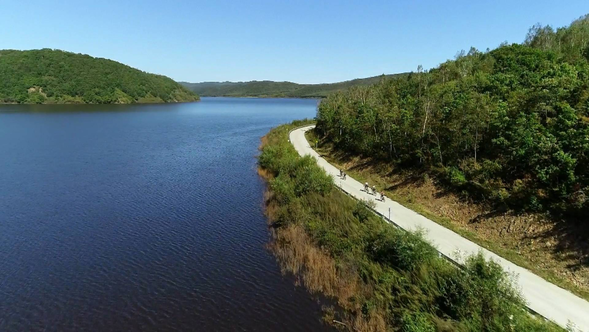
290, 125, 589, 331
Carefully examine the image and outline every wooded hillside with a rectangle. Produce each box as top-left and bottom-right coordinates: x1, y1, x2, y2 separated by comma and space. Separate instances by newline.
0, 49, 199, 104
181, 74, 405, 98
316, 15, 589, 216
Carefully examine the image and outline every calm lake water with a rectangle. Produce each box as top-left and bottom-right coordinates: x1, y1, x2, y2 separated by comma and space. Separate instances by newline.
0, 98, 333, 331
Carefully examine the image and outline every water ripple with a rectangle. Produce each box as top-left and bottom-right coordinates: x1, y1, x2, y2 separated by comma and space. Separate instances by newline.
0, 99, 332, 332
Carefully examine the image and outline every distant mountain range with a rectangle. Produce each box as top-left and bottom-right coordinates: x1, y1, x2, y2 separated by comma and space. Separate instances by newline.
180, 74, 406, 98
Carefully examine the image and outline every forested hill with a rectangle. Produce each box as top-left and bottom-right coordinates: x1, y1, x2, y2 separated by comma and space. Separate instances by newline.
180, 74, 405, 98
0, 49, 199, 104
316, 14, 589, 216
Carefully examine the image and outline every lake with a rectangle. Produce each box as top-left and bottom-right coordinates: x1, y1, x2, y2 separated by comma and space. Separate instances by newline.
0, 98, 333, 331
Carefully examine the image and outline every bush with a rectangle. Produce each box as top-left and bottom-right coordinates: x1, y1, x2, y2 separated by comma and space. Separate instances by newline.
401, 312, 436, 332
368, 227, 437, 272
447, 167, 467, 187
291, 156, 333, 196
353, 200, 372, 223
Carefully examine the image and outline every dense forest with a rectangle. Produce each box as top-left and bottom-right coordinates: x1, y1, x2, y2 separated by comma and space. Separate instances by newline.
0, 49, 199, 104
181, 74, 404, 98
316, 15, 589, 216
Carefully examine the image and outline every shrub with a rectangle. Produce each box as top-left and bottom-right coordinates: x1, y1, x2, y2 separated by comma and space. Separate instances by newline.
368, 227, 437, 272
401, 312, 436, 332
447, 166, 467, 187
353, 200, 372, 223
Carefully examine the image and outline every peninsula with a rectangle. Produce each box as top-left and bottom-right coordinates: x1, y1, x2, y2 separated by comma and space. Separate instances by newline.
0, 49, 199, 104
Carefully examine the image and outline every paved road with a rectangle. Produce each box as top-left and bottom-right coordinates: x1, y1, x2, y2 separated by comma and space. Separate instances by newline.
290, 125, 589, 331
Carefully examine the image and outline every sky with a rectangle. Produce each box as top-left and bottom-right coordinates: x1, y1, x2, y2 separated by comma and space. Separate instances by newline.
1, 0, 589, 84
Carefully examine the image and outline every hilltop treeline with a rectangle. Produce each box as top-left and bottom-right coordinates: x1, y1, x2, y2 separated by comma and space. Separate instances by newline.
181, 74, 405, 98
0, 49, 199, 104
316, 15, 589, 215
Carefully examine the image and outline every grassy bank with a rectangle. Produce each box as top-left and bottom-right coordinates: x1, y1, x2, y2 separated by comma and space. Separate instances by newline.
258, 121, 561, 332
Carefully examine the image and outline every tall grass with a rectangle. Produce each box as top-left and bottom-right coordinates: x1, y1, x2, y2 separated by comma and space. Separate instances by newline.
259, 121, 561, 332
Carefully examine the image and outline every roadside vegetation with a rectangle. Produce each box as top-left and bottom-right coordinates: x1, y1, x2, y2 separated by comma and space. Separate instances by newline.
307, 128, 589, 302
0, 49, 199, 104
259, 121, 561, 332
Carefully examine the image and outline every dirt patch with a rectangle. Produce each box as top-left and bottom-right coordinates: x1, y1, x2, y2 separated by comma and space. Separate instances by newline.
27, 86, 47, 97
313, 136, 589, 301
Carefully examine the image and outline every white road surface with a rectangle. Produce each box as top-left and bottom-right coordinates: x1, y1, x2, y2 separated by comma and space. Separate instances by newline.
290, 125, 589, 331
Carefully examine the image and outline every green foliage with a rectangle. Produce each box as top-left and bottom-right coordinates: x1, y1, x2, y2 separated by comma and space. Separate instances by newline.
259, 121, 561, 331
447, 167, 467, 187
181, 74, 407, 98
401, 312, 436, 332
368, 227, 437, 271
316, 16, 589, 215
0, 49, 199, 104
291, 156, 333, 196
352, 200, 372, 223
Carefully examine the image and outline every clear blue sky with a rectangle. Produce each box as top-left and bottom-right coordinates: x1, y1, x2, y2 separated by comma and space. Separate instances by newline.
1, 0, 588, 83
